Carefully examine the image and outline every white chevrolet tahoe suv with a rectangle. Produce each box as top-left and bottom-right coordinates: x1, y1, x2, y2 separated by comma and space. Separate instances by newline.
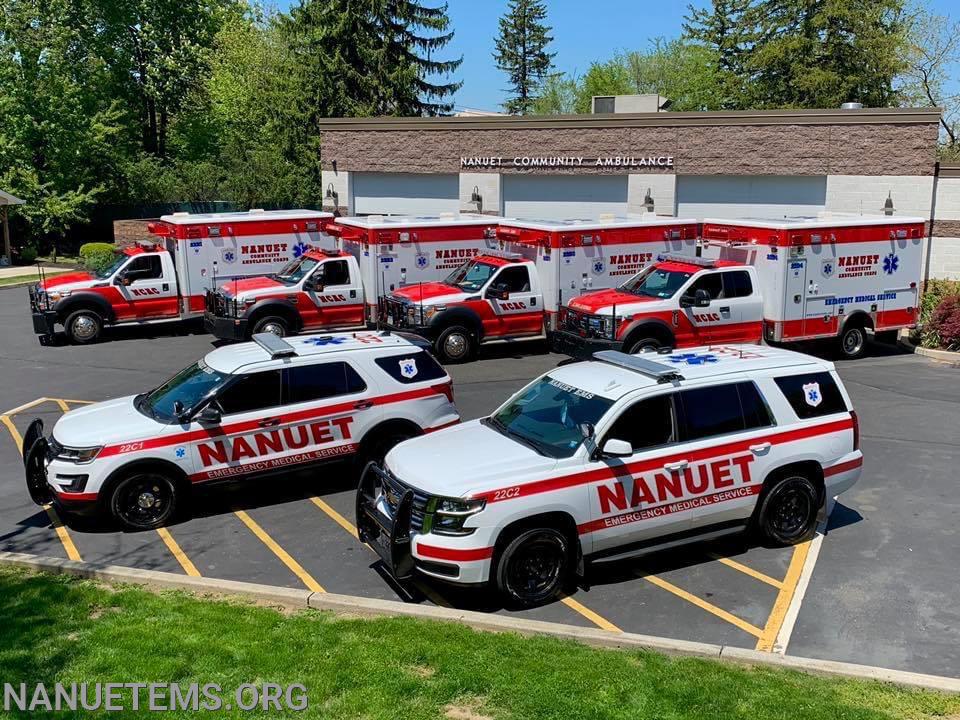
357, 344, 862, 607
23, 332, 458, 530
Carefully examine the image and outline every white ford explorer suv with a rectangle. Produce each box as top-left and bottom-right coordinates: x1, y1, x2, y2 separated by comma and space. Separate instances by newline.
357, 344, 862, 607
23, 331, 458, 530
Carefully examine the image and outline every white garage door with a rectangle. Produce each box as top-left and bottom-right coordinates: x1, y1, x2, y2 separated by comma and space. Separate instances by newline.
353, 172, 459, 215
676, 175, 827, 218
502, 175, 628, 219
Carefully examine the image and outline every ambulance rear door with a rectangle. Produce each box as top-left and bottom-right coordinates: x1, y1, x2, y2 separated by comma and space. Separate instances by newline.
878, 234, 922, 330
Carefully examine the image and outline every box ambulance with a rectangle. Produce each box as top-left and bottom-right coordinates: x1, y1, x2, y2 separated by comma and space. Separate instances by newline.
380, 214, 699, 362
203, 214, 500, 341
29, 209, 333, 344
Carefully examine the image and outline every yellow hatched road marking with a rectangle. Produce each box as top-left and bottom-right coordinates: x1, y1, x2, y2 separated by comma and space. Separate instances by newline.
43, 505, 81, 561
54, 399, 70, 413
234, 510, 325, 593
641, 573, 763, 638
156, 528, 200, 577
1, 415, 23, 452
755, 541, 810, 652
708, 553, 784, 589
59, 399, 94, 405
3, 397, 51, 416
559, 595, 622, 632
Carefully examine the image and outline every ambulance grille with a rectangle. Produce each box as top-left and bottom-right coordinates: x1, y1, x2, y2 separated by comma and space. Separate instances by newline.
381, 470, 430, 532
563, 308, 608, 338
384, 298, 410, 328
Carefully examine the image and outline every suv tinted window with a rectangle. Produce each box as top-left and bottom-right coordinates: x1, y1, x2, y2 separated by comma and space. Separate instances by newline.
217, 370, 282, 415
374, 351, 446, 385
722, 270, 753, 298
283, 362, 366, 404
605, 394, 676, 451
774, 372, 847, 419
678, 382, 772, 441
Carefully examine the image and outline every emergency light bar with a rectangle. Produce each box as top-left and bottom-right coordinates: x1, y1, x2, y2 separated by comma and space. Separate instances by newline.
482, 249, 523, 261
593, 350, 684, 384
656, 253, 716, 267
253, 332, 298, 360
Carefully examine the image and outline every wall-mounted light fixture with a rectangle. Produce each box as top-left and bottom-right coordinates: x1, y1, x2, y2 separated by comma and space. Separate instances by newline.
643, 188, 655, 213
470, 185, 483, 213
325, 182, 339, 208
883, 192, 895, 216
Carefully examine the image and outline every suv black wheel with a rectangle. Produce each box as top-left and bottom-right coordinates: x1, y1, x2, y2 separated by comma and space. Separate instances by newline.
495, 527, 570, 607
756, 473, 819, 545
109, 471, 178, 531
251, 315, 289, 338
362, 427, 419, 467
435, 325, 474, 364
64, 309, 103, 344
838, 324, 867, 360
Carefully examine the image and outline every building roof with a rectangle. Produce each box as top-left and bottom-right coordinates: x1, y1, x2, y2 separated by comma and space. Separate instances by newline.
703, 213, 927, 230
0, 190, 25, 206
159, 209, 332, 225
333, 213, 496, 229
501, 214, 697, 232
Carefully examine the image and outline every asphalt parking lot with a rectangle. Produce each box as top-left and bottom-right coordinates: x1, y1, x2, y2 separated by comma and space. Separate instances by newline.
0, 284, 957, 676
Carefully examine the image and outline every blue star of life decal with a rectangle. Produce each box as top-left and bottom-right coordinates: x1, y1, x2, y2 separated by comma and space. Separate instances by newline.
293, 241, 311, 258
667, 352, 719, 365
882, 252, 899, 275
175, 447, 186, 459
302, 336, 347, 346
415, 253, 429, 269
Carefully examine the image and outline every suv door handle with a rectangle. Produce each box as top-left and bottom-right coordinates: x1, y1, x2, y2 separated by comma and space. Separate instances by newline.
750, 442, 771, 454
663, 460, 688, 472
258, 417, 281, 428
353, 400, 374, 410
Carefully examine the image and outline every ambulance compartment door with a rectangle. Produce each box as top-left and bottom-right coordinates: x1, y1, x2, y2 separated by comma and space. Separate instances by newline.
879, 244, 918, 329
781, 256, 807, 340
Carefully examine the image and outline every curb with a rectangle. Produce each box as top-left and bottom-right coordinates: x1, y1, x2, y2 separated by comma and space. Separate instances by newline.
897, 335, 960, 367
3, 551, 958, 692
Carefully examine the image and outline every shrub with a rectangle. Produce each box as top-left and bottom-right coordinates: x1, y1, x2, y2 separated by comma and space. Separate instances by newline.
922, 294, 960, 351
920, 279, 960, 325
18, 245, 38, 265
79, 242, 118, 273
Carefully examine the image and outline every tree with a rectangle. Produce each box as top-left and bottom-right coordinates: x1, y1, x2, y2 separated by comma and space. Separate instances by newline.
531, 73, 579, 115
493, 0, 555, 115
623, 39, 725, 111
573, 57, 634, 114
683, 0, 755, 108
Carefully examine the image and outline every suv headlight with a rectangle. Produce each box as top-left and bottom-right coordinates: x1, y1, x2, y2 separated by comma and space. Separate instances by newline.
423, 496, 485, 536
54, 444, 103, 464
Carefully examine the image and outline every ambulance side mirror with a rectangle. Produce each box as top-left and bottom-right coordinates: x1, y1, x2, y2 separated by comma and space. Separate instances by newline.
195, 404, 222, 425
486, 283, 509, 300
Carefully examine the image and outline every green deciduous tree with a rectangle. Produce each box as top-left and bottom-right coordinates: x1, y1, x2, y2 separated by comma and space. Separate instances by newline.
493, 0, 555, 115
623, 39, 726, 111
683, 0, 755, 108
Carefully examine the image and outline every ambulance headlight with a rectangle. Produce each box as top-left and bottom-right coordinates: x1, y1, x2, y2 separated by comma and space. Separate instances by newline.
45, 290, 71, 304
53, 444, 103, 464
421, 305, 446, 322
423, 496, 485, 536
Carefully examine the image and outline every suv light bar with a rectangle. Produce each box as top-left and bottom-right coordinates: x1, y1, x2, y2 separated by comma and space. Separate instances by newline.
593, 350, 684, 383
656, 253, 716, 267
253, 332, 298, 359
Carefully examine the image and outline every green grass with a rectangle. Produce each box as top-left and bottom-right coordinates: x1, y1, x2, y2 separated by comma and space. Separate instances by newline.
0, 270, 74, 287
0, 567, 956, 720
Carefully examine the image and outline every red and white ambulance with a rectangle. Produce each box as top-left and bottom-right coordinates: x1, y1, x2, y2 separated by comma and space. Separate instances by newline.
381, 214, 699, 362
29, 209, 333, 344
203, 213, 500, 341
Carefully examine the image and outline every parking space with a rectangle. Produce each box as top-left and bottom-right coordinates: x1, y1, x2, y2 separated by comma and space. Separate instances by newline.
0, 285, 957, 674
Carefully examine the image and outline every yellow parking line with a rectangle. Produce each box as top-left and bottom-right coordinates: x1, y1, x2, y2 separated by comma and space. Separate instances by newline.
755, 541, 810, 652
641, 573, 763, 638
708, 553, 784, 589
59, 399, 94, 405
2, 397, 50, 416
0, 414, 23, 453
44, 505, 82, 562
234, 510, 325, 593
53, 399, 70, 413
560, 595, 622, 632
156, 528, 200, 577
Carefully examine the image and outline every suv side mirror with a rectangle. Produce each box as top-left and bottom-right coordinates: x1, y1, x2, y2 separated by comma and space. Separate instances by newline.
579, 422, 596, 455
601, 438, 633, 458
195, 404, 221, 425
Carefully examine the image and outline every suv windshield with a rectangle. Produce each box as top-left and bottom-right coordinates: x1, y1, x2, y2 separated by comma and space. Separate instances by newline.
620, 264, 693, 299
137, 360, 230, 422
486, 375, 614, 458
94, 254, 128, 280
275, 255, 319, 285
444, 260, 498, 292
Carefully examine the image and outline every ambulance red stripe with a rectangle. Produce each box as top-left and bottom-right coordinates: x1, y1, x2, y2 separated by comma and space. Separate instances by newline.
470, 417, 855, 504
97, 386, 446, 458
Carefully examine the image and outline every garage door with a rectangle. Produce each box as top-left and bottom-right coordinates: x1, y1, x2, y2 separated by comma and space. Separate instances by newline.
676, 175, 827, 218
502, 175, 628, 219
353, 173, 459, 215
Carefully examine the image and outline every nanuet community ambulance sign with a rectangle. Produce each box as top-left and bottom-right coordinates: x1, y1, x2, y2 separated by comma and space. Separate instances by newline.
460, 155, 675, 169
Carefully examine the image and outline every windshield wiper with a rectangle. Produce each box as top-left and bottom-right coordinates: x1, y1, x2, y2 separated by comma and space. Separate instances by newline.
482, 417, 547, 456
134, 393, 157, 420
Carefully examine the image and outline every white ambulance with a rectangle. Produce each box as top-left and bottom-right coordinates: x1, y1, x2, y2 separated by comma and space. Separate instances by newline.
29, 209, 333, 344
381, 214, 699, 362
357, 345, 862, 606
23, 331, 458, 530
203, 213, 500, 341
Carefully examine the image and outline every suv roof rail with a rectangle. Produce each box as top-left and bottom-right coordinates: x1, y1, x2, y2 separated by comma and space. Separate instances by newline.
593, 350, 685, 383
253, 332, 298, 359
656, 253, 716, 267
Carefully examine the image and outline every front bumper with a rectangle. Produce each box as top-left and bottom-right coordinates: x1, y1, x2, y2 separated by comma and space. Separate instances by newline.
549, 329, 623, 359
22, 419, 100, 516
32, 310, 58, 336
203, 311, 248, 341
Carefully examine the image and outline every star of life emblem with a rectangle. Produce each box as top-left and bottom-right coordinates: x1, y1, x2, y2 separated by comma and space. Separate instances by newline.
399, 358, 418, 379
803, 382, 822, 407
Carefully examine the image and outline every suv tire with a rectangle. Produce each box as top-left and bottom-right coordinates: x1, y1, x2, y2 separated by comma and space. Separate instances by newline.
362, 426, 420, 467
64, 309, 103, 344
251, 315, 289, 338
756, 473, 819, 545
108, 470, 178, 531
495, 527, 570, 607
435, 325, 474, 364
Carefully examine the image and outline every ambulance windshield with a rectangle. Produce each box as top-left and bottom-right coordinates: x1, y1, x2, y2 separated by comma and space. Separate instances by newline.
485, 376, 614, 459
94, 253, 128, 280
275, 255, 319, 284
137, 360, 230, 422
619, 264, 693, 299
444, 260, 498, 292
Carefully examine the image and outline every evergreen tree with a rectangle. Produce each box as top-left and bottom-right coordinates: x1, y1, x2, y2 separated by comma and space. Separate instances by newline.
493, 0, 555, 115
683, 0, 755, 108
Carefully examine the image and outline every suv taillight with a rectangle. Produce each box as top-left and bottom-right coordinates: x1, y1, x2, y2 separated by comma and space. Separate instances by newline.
850, 410, 860, 451
432, 381, 454, 404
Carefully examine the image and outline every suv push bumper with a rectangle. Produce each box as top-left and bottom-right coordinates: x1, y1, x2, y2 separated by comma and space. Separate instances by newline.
549, 328, 623, 359
22, 418, 99, 518
356, 462, 416, 581
204, 311, 248, 341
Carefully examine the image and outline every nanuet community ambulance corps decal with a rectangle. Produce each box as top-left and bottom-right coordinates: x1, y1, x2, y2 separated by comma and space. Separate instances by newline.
803, 382, 822, 407
399, 358, 418, 379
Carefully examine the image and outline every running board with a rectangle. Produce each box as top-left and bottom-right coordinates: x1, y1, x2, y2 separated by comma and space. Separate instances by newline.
481, 333, 547, 345
588, 526, 744, 565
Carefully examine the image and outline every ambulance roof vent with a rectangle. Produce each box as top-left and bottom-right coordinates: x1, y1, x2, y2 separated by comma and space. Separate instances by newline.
657, 253, 716, 267
593, 350, 684, 384
253, 332, 298, 360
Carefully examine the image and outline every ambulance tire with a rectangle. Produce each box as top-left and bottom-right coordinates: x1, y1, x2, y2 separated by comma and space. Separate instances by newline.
623, 337, 663, 355
755, 472, 819, 546
251, 315, 289, 338
435, 326, 475, 364
495, 527, 571, 608
108, 470, 178, 531
64, 309, 103, 344
837, 323, 868, 360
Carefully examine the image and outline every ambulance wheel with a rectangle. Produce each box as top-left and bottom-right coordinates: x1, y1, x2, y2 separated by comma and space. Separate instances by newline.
435, 326, 475, 364
109, 471, 178, 531
251, 315, 289, 338
838, 324, 867, 360
64, 309, 102, 344
495, 527, 571, 608
756, 473, 819, 546
624, 337, 663, 355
